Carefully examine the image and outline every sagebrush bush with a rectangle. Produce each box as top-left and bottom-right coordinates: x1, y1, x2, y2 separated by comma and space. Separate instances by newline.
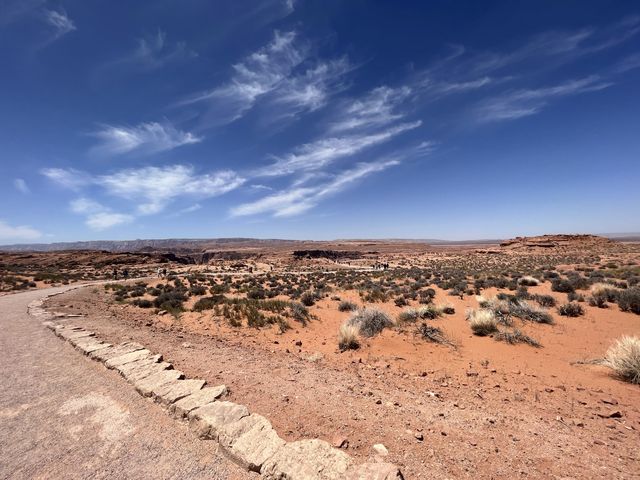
338, 300, 357, 312
558, 302, 584, 317
518, 276, 540, 286
338, 322, 360, 351
300, 291, 316, 306
531, 294, 556, 307
132, 299, 153, 308
467, 309, 498, 336
348, 308, 394, 337
604, 336, 640, 384
617, 287, 640, 314
551, 279, 575, 293
510, 300, 554, 324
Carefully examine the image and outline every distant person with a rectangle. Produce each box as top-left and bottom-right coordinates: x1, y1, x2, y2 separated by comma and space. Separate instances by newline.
113, 268, 118, 280
162, 267, 167, 278
122, 268, 129, 280
157, 267, 162, 278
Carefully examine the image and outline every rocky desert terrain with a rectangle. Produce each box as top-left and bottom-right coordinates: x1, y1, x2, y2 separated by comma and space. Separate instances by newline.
5, 235, 640, 478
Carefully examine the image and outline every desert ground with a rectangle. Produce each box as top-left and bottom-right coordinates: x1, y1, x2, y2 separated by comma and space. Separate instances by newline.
2, 235, 640, 478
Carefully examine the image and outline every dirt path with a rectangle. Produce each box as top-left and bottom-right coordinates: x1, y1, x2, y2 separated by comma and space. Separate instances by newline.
0, 286, 254, 480
49, 286, 640, 479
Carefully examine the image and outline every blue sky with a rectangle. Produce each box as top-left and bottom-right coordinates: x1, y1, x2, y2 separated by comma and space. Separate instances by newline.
1, 0, 639, 243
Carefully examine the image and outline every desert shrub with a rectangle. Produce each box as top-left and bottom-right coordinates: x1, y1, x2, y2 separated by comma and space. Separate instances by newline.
153, 291, 186, 311
290, 302, 311, 325
510, 300, 553, 324
558, 302, 584, 317
418, 288, 436, 304
518, 276, 540, 286
348, 308, 394, 337
417, 323, 447, 344
300, 291, 316, 306
590, 283, 619, 301
246, 306, 267, 328
189, 285, 207, 296
394, 296, 408, 307
551, 279, 574, 294
440, 303, 455, 314
617, 287, 640, 314
495, 329, 541, 347
604, 336, 640, 384
567, 291, 585, 302
467, 309, 498, 336
588, 293, 608, 308
338, 300, 357, 312
398, 308, 420, 323
192, 296, 223, 312
132, 299, 153, 308
338, 322, 360, 351
531, 294, 556, 307
247, 288, 266, 300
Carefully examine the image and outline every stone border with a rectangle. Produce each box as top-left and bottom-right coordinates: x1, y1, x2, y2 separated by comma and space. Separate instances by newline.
28, 293, 404, 480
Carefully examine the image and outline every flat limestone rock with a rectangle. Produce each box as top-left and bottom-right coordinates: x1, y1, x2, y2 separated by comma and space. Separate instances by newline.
133, 369, 184, 397
104, 349, 153, 369
260, 439, 352, 480
170, 385, 227, 419
218, 413, 285, 472
71, 338, 112, 354
59, 329, 95, 341
118, 358, 168, 381
189, 401, 249, 440
154, 378, 206, 405
90, 342, 145, 361
345, 463, 404, 480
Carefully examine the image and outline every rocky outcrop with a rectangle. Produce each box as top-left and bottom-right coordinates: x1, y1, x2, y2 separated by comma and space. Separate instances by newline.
500, 234, 614, 251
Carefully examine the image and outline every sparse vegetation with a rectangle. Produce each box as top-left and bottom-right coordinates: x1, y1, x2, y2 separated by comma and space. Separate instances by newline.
467, 309, 498, 336
558, 302, 584, 317
348, 308, 394, 337
338, 322, 360, 351
495, 329, 541, 347
604, 336, 640, 384
617, 287, 640, 314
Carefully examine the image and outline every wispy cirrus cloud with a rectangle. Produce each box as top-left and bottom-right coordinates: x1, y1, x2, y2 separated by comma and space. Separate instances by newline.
43, 165, 245, 221
104, 30, 197, 73
44, 8, 75, 39
268, 57, 352, 117
0, 220, 42, 241
475, 75, 612, 122
181, 30, 306, 123
328, 86, 413, 133
257, 121, 421, 177
232, 158, 400, 217
90, 121, 202, 156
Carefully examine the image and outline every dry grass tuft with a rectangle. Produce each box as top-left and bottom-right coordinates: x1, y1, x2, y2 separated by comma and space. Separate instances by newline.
467, 309, 498, 336
338, 322, 360, 351
518, 276, 540, 286
603, 336, 640, 384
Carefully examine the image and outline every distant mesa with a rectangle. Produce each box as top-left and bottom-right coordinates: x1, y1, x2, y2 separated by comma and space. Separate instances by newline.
500, 234, 614, 251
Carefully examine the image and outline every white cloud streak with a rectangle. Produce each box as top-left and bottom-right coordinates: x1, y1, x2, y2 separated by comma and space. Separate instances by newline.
258, 121, 421, 177
0, 220, 42, 241
91, 122, 202, 156
232, 159, 400, 217
476, 75, 612, 122
44, 9, 75, 39
181, 30, 306, 123
44, 165, 245, 221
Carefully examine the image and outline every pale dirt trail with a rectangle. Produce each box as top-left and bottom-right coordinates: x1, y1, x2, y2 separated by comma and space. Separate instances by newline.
0, 286, 254, 480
